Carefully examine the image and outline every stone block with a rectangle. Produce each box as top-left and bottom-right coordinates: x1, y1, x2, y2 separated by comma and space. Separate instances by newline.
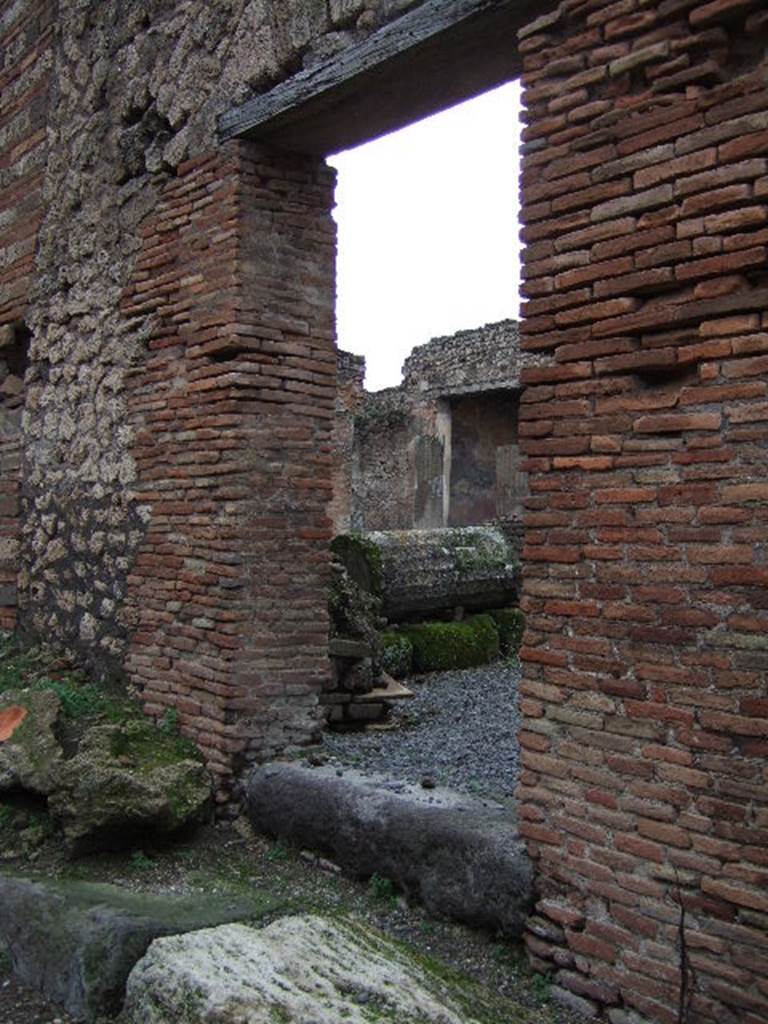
246, 763, 534, 935
0, 876, 283, 1021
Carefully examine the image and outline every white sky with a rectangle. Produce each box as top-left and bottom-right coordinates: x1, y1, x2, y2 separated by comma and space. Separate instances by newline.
328, 79, 522, 392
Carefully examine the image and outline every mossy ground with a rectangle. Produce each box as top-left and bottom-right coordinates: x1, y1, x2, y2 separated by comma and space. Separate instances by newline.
0, 636, 573, 1024
0, 632, 205, 860
0, 631, 198, 759
1, 820, 565, 1024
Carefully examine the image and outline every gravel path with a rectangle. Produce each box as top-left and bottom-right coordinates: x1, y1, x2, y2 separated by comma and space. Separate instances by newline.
322, 661, 522, 802
0, 964, 74, 1024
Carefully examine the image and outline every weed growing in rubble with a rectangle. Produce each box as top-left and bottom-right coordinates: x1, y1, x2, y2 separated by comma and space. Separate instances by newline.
368, 872, 398, 907
530, 972, 551, 1004
130, 850, 154, 871
265, 840, 289, 863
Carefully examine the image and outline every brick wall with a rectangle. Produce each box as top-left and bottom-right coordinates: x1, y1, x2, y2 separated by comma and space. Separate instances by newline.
0, 0, 51, 630
0, 0, 50, 326
6, 0, 432, 732
518, 3, 768, 1023
122, 141, 336, 803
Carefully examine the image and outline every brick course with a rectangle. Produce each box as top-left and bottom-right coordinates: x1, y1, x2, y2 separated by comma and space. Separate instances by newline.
0, 0, 52, 630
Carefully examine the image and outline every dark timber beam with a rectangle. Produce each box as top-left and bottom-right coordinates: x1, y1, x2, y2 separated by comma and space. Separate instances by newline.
218, 0, 548, 156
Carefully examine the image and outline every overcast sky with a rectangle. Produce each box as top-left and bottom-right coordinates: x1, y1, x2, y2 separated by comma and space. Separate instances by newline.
328, 80, 522, 392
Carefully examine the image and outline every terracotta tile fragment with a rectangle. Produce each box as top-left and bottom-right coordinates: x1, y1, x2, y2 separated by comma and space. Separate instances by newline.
0, 705, 27, 742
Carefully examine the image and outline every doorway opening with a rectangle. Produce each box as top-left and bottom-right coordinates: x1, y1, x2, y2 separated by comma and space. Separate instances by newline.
217, 0, 540, 776
320, 89, 527, 805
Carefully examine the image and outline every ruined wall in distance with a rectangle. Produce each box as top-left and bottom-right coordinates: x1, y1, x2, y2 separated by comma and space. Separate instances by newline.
329, 350, 365, 533
449, 391, 520, 527
349, 386, 416, 531
402, 318, 527, 396
335, 320, 530, 533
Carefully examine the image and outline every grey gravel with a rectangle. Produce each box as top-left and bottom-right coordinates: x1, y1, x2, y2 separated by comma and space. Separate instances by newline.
322, 661, 522, 802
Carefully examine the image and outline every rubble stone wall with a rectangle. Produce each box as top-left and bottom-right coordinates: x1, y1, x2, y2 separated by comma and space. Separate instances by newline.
348, 386, 417, 531
518, 4, 768, 1023
329, 350, 365, 533
402, 318, 528, 395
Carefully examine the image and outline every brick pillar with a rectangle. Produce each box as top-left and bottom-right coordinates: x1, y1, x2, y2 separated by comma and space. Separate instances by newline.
517, 3, 768, 1023
123, 141, 336, 803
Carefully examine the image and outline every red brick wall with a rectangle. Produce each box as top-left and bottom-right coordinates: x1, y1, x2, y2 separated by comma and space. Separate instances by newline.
122, 141, 336, 803
0, 0, 52, 630
517, 3, 768, 1022
0, 0, 50, 325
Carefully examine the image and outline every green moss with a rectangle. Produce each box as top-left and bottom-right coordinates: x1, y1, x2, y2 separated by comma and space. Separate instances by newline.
368, 872, 398, 907
489, 608, 525, 657
379, 633, 412, 679
442, 529, 513, 577
331, 533, 383, 597
0, 633, 55, 695
108, 717, 202, 774
0, 631, 125, 723
401, 615, 499, 673
337, 918, 539, 1024
31, 677, 109, 719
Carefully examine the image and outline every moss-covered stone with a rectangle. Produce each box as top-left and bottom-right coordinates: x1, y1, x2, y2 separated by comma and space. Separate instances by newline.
401, 615, 499, 673
0, 874, 283, 1021
48, 723, 211, 855
0, 689, 64, 795
124, 914, 536, 1024
331, 533, 384, 597
489, 608, 525, 657
379, 633, 413, 679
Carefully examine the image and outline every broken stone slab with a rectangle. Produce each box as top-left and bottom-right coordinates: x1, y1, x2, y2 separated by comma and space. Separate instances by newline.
0, 875, 283, 1022
333, 526, 519, 619
124, 914, 523, 1024
0, 689, 64, 794
246, 762, 534, 935
47, 723, 212, 854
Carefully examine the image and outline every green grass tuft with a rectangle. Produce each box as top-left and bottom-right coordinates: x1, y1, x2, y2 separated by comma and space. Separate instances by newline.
368, 872, 398, 907
489, 607, 525, 657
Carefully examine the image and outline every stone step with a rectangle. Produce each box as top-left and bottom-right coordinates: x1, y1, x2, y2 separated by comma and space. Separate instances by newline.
246, 763, 533, 937
352, 675, 414, 703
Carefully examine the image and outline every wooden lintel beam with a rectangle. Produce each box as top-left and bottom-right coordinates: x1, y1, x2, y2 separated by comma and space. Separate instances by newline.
218, 0, 546, 156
